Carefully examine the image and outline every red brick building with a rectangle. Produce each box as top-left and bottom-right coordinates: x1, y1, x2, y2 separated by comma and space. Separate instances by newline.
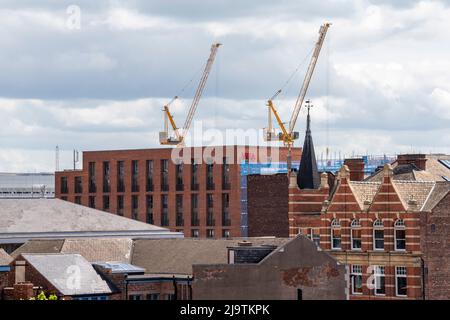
55, 146, 301, 238
288, 111, 450, 299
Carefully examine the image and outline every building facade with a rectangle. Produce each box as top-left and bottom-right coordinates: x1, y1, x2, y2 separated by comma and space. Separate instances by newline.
55, 146, 300, 238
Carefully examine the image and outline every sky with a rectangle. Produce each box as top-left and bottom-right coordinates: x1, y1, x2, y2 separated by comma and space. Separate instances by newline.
1, 0, 450, 172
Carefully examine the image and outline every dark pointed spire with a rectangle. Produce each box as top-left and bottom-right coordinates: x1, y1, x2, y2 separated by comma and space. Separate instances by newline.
297, 101, 320, 189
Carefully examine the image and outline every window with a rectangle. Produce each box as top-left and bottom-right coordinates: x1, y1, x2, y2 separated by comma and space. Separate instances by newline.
351, 219, 362, 250
89, 196, 96, 209
161, 195, 169, 226
103, 161, 110, 193
129, 294, 142, 300
331, 219, 341, 250
146, 293, 160, 300
74, 176, 82, 194
117, 161, 125, 192
146, 160, 153, 192
374, 266, 386, 295
176, 195, 184, 226
131, 160, 139, 192
222, 230, 230, 238
191, 229, 199, 238
191, 194, 199, 226
117, 195, 124, 216
161, 159, 169, 191
75, 196, 81, 205
146, 195, 153, 224
132, 195, 139, 220
206, 194, 215, 226
103, 195, 110, 211
207, 229, 215, 238
310, 228, 320, 246
176, 162, 184, 191
373, 220, 384, 250
395, 266, 407, 297
88, 162, 96, 193
191, 159, 199, 190
222, 157, 230, 189
222, 193, 230, 226
207, 162, 214, 190
60, 177, 68, 194
351, 265, 363, 295
394, 219, 406, 251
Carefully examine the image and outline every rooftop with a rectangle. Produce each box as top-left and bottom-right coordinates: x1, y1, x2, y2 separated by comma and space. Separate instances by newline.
0, 248, 13, 266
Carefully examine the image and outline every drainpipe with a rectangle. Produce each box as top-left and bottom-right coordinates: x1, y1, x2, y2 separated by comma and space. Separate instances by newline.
420, 258, 426, 300
172, 276, 178, 300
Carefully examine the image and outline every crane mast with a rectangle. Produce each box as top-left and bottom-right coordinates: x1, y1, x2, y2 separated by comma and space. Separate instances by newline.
159, 43, 221, 146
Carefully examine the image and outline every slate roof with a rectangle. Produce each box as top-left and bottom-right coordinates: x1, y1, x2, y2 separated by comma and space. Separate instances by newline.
0, 198, 181, 243
0, 248, 13, 266
422, 182, 450, 211
22, 253, 112, 296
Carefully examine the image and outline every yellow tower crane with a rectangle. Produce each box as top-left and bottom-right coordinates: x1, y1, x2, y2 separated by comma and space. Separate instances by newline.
159, 43, 221, 146
264, 23, 330, 172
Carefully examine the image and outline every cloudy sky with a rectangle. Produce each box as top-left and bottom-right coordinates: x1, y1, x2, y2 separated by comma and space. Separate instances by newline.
1, 0, 450, 172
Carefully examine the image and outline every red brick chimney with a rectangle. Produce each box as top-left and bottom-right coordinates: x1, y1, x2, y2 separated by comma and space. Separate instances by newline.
397, 154, 427, 170
13, 282, 35, 300
344, 158, 365, 181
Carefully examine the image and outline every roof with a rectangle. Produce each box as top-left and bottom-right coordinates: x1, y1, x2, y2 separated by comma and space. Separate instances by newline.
422, 182, 450, 211
0, 198, 181, 244
0, 248, 13, 266
11, 238, 133, 262
21, 253, 112, 296
131, 237, 291, 275
297, 110, 320, 189
93, 262, 145, 274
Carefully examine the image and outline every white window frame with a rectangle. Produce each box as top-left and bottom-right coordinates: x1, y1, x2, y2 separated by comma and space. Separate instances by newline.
395, 266, 408, 297
310, 228, 320, 247
373, 219, 384, 251
351, 219, 362, 251
394, 219, 406, 252
351, 265, 363, 295
374, 265, 386, 296
331, 219, 341, 250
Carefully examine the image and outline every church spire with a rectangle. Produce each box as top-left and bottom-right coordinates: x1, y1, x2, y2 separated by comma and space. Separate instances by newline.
297, 101, 320, 189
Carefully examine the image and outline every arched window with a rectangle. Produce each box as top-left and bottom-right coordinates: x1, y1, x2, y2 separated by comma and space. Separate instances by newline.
351, 219, 362, 250
394, 219, 406, 251
373, 219, 384, 250
331, 219, 341, 250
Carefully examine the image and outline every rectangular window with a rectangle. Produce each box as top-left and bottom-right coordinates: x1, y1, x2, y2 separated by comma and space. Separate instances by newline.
117, 161, 125, 192
75, 196, 81, 205
351, 265, 363, 295
374, 229, 384, 250
132, 195, 139, 220
396, 266, 407, 297
89, 196, 96, 208
191, 194, 199, 226
161, 159, 169, 191
176, 195, 184, 226
117, 195, 124, 216
74, 176, 82, 194
395, 229, 406, 251
222, 157, 230, 189
222, 230, 230, 238
207, 194, 215, 226
146, 160, 153, 192
207, 229, 215, 238
131, 160, 139, 192
129, 295, 142, 301
146, 293, 160, 300
311, 229, 320, 247
88, 162, 96, 193
207, 163, 214, 190
103, 161, 110, 193
374, 266, 386, 295
176, 163, 184, 191
332, 229, 341, 250
103, 195, 110, 211
351, 228, 362, 250
222, 193, 230, 226
191, 229, 199, 238
60, 176, 68, 194
146, 195, 153, 224
191, 159, 199, 190
161, 194, 169, 226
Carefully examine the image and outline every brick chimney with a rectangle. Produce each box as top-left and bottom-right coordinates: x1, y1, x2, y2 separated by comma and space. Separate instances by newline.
397, 154, 427, 170
13, 282, 34, 300
344, 158, 365, 181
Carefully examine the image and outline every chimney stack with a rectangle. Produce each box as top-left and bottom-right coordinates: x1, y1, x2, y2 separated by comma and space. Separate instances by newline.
344, 158, 365, 181
397, 154, 427, 171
